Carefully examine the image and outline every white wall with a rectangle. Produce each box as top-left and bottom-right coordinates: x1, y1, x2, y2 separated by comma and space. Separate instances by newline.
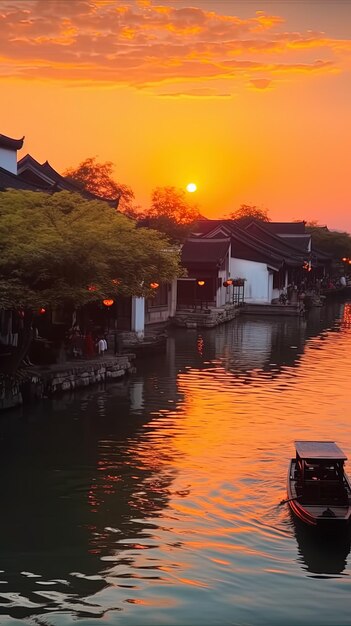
131, 296, 145, 338
0, 147, 17, 174
216, 249, 231, 307
217, 266, 227, 307
270, 273, 276, 302
169, 279, 177, 316
230, 258, 270, 303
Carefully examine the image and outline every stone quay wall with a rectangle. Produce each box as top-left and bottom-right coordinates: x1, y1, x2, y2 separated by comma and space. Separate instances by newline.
0, 355, 135, 412
174, 303, 240, 329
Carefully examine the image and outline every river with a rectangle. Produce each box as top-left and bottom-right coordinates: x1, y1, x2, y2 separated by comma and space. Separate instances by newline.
0, 301, 351, 625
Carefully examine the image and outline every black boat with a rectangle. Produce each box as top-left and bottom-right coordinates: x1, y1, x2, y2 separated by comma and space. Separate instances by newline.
287, 441, 351, 528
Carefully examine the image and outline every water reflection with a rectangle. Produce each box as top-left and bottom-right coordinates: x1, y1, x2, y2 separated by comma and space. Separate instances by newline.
163, 300, 345, 382
293, 516, 351, 577
0, 301, 350, 624
0, 381, 179, 620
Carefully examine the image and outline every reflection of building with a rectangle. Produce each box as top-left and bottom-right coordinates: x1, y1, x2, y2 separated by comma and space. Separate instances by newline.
169, 316, 306, 377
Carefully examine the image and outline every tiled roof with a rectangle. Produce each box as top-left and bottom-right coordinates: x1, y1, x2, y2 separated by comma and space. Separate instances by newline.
17, 154, 116, 204
263, 221, 306, 234
0, 166, 47, 191
244, 222, 309, 256
0, 133, 24, 151
182, 238, 230, 268
202, 221, 303, 267
18, 154, 79, 191
277, 235, 310, 252
312, 247, 332, 260
190, 220, 223, 236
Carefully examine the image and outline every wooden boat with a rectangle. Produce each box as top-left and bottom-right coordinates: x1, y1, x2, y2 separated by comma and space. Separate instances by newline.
287, 441, 351, 528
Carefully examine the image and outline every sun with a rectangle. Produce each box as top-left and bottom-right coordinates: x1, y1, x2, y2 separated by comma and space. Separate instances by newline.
186, 182, 197, 193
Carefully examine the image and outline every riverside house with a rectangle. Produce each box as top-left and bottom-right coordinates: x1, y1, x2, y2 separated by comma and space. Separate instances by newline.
178, 219, 331, 319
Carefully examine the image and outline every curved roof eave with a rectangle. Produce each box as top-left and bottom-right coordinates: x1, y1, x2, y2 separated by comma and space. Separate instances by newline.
0, 133, 25, 151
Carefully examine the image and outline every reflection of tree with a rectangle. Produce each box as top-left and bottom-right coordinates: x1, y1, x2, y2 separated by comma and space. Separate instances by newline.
293, 517, 351, 577
0, 373, 180, 621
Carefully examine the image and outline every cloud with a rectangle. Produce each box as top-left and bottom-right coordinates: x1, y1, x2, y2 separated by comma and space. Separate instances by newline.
0, 0, 348, 93
249, 78, 271, 90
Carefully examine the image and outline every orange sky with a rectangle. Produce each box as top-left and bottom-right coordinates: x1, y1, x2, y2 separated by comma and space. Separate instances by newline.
1, 0, 351, 230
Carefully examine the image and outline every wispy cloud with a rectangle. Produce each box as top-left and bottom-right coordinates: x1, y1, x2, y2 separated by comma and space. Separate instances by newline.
0, 0, 349, 93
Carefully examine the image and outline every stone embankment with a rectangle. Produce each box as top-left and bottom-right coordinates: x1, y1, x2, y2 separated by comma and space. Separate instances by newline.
174, 303, 239, 328
0, 354, 135, 411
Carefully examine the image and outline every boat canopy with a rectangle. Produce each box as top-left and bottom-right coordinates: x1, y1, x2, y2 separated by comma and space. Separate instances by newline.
295, 441, 347, 461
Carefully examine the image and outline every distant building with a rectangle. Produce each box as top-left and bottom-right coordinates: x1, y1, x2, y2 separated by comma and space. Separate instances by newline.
180, 218, 331, 307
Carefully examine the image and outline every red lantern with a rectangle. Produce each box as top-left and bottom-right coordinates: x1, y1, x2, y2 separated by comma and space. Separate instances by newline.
150, 282, 159, 289
39, 307, 46, 315
102, 299, 114, 307
88, 284, 97, 292
197, 280, 205, 286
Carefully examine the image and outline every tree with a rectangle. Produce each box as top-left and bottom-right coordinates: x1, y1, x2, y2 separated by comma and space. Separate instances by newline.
229, 204, 270, 223
63, 157, 139, 216
0, 190, 181, 373
305, 222, 351, 261
141, 186, 201, 243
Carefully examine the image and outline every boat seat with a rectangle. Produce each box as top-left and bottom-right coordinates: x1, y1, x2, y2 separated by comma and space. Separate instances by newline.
320, 482, 349, 505
300, 481, 321, 504
301, 481, 348, 505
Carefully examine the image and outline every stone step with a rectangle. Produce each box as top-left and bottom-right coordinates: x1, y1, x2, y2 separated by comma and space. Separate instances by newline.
242, 303, 302, 316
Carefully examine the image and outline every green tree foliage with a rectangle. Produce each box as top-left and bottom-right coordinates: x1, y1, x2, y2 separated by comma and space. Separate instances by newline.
229, 204, 270, 222
0, 190, 181, 309
306, 222, 351, 260
141, 186, 201, 243
63, 157, 139, 217
0, 190, 181, 372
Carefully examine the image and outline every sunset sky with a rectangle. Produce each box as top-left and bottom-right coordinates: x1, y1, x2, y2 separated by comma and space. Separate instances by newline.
1, 0, 350, 230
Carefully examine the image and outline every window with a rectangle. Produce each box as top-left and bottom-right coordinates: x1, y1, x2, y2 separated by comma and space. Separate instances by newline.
148, 283, 169, 308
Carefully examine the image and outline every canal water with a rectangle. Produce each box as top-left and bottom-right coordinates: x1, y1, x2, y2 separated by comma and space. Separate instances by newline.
1, 301, 351, 626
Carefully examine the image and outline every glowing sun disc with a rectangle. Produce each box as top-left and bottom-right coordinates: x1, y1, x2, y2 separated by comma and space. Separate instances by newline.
186, 183, 197, 193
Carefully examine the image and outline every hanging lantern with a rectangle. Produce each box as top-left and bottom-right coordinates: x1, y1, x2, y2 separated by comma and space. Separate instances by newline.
197, 280, 205, 286
102, 299, 114, 307
150, 282, 159, 289
39, 307, 46, 315
88, 284, 97, 292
